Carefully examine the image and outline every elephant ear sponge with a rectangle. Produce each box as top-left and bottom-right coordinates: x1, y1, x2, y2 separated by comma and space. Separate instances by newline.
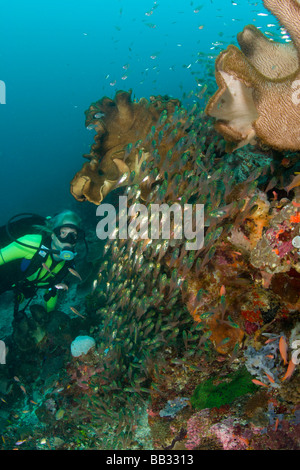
191, 367, 257, 410
205, 0, 300, 152
70, 90, 183, 205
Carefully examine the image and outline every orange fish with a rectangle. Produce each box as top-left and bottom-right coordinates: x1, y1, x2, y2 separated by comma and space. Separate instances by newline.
220, 285, 226, 296
252, 379, 268, 387
274, 418, 279, 431
281, 359, 296, 381
292, 200, 300, 208
265, 338, 277, 344
20, 385, 26, 394
265, 372, 275, 384
290, 212, 300, 224
237, 436, 249, 446
279, 336, 288, 365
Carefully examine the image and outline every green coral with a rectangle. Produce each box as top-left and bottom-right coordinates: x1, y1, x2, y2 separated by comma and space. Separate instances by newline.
191, 366, 257, 410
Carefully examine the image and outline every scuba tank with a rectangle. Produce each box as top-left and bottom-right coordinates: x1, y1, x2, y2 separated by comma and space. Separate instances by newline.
0, 213, 46, 248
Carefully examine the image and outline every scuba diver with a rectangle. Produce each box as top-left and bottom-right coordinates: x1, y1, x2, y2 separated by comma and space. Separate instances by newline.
0, 210, 86, 319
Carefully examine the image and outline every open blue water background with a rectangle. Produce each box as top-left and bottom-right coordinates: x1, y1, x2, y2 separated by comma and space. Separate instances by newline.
0, 0, 283, 224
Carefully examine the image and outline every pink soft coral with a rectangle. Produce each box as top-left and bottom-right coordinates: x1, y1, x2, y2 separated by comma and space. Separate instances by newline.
185, 409, 211, 450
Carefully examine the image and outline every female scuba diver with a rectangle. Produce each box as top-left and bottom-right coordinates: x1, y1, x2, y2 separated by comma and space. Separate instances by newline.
0, 210, 86, 319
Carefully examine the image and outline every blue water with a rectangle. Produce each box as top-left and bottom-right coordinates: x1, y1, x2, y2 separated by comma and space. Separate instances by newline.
0, 0, 281, 224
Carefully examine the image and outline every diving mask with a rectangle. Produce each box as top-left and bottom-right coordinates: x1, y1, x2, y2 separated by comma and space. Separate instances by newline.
53, 224, 84, 245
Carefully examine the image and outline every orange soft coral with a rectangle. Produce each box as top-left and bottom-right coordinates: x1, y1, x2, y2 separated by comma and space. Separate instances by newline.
290, 211, 300, 224
207, 314, 244, 355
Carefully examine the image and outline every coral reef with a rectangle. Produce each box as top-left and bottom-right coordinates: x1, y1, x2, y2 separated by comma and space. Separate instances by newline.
2, 76, 300, 451
250, 195, 300, 308
0, 0, 298, 455
67, 86, 300, 450
244, 336, 285, 388
205, 0, 300, 151
185, 402, 300, 450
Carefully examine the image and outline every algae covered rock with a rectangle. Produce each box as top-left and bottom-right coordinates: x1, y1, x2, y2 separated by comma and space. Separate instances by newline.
191, 366, 257, 410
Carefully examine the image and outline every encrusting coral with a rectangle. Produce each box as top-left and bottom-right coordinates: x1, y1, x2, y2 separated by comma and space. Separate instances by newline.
250, 191, 300, 307
205, 0, 300, 152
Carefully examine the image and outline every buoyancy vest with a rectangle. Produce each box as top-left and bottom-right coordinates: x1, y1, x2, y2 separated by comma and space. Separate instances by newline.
0, 215, 70, 296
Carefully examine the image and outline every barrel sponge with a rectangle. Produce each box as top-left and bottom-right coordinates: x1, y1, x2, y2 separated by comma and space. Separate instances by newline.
71, 335, 96, 357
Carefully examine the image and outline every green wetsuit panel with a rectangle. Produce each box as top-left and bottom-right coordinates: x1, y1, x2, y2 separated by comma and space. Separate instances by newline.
0, 234, 65, 312
0, 234, 42, 265
45, 294, 58, 312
